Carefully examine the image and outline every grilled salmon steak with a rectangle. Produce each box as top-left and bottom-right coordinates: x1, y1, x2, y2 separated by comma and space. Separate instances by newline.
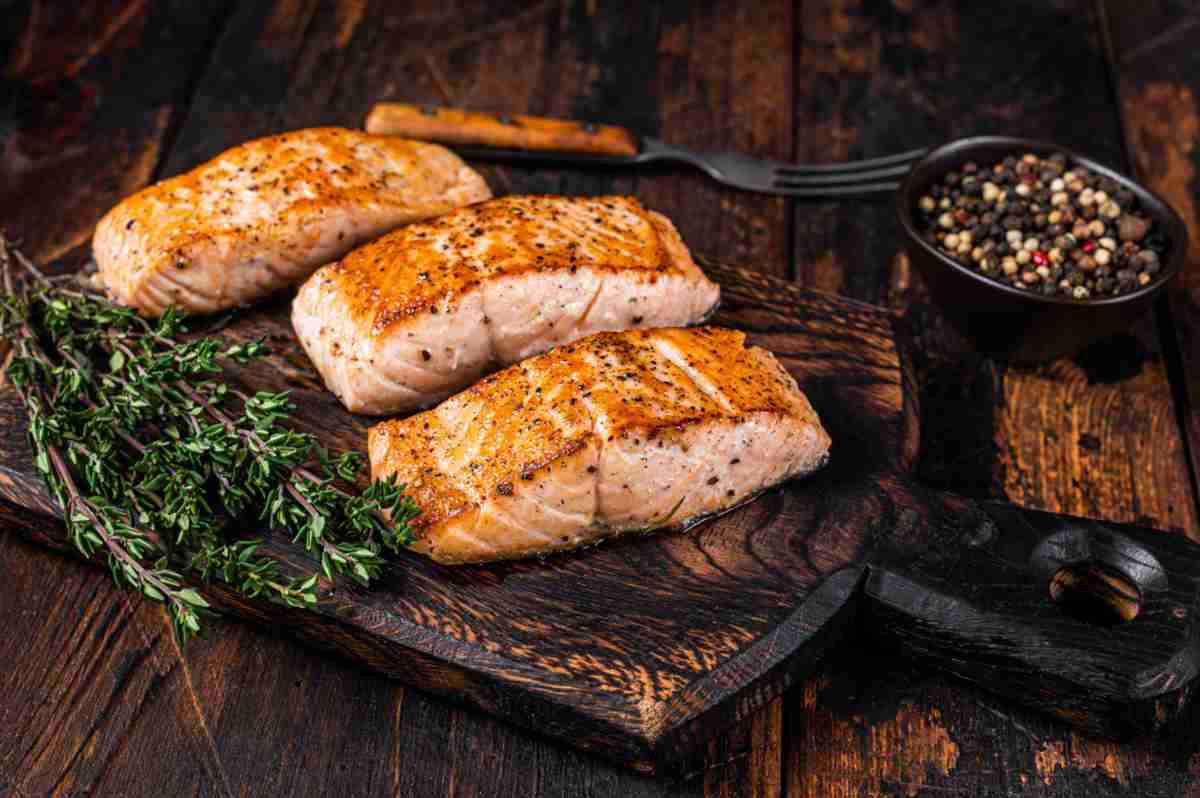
369, 327, 830, 564
92, 127, 491, 315
293, 195, 720, 415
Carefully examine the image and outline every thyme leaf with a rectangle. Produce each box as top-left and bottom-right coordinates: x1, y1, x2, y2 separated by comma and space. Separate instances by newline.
0, 237, 418, 643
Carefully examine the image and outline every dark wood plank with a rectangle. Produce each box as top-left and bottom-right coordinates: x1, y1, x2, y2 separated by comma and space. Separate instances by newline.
8, 255, 1200, 789
9, 1, 1200, 795
0, 0, 232, 261
9, 1, 735, 793
0, 503, 230, 797
155, 0, 321, 177
0, 3, 236, 796
1105, 1, 1200, 518
267, 0, 797, 792
618, 3, 797, 792
632, 1, 794, 279
1087, 0, 1200, 794
785, 0, 1199, 795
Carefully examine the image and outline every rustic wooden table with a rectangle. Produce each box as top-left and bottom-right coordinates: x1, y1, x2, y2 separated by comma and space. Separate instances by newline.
2, 1, 1199, 795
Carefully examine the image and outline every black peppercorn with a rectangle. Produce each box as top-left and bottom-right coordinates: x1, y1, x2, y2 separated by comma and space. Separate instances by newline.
918, 150, 1166, 299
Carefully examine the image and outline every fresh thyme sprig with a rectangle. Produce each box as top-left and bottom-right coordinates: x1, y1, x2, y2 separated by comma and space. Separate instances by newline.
0, 237, 419, 643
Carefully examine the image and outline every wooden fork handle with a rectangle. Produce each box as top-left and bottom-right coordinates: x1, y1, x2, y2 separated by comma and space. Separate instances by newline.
364, 103, 639, 157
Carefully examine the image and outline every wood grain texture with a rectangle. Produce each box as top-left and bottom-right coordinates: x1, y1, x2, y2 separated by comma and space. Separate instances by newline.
0, 0, 232, 262
784, 0, 1200, 795
0, 5, 244, 796
1105, 0, 1200, 524
632, 1, 795, 278
0, 1, 813, 792
282, 2, 796, 788
604, 3, 799, 785
6, 257, 1200, 782
868, 485, 1200, 737
0, 256, 906, 773
7, 0, 1200, 795
340, 3, 799, 785
152, 0, 321, 178
0, 502, 234, 798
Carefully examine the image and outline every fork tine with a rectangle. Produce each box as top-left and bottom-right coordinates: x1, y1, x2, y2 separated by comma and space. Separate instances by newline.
773, 147, 929, 176
772, 162, 914, 187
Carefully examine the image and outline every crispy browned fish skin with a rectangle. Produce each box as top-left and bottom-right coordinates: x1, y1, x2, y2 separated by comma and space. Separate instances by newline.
93, 127, 490, 315
369, 327, 830, 564
292, 195, 720, 415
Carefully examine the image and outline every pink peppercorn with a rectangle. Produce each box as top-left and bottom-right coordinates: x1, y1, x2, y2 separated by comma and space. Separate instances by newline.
1032, 250, 1048, 267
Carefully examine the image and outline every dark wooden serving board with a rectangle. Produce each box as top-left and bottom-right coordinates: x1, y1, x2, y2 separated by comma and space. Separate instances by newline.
2, 257, 1199, 774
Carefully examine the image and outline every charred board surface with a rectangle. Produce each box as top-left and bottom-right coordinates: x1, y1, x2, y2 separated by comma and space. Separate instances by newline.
4, 250, 1200, 774
0, 253, 911, 771
7, 0, 1200, 795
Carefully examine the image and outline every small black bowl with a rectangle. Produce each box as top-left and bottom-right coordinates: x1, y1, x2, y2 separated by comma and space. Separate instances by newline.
895, 136, 1186, 362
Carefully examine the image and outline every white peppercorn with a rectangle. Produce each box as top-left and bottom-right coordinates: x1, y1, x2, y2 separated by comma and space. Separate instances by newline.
916, 150, 1166, 299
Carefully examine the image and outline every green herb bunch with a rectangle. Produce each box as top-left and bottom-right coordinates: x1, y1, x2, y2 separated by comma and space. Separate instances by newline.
0, 238, 419, 643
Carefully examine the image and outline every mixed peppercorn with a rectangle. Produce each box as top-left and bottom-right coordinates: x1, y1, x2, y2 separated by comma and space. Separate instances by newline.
916, 152, 1167, 299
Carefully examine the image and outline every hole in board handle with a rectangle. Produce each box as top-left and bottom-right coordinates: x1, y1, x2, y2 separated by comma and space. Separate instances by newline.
1049, 561, 1141, 625
1029, 522, 1165, 626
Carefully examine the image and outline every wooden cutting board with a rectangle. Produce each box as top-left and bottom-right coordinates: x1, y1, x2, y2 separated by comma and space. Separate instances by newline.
2, 257, 1199, 774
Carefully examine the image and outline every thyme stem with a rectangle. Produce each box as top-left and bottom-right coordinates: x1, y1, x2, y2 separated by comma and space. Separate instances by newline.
0, 236, 418, 642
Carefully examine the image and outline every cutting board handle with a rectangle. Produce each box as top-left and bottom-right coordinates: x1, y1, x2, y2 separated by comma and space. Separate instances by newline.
864, 480, 1200, 737
364, 103, 640, 157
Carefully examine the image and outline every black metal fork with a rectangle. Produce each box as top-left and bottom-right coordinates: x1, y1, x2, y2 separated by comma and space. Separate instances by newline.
365, 103, 927, 197
455, 139, 927, 197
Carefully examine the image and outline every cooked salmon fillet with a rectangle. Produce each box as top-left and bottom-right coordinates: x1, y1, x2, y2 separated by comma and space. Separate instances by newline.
369, 327, 830, 564
92, 127, 491, 315
292, 195, 720, 415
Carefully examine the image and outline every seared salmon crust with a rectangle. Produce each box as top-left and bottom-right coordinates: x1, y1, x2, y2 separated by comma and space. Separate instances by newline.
292, 195, 720, 415
93, 127, 490, 315
369, 326, 830, 564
